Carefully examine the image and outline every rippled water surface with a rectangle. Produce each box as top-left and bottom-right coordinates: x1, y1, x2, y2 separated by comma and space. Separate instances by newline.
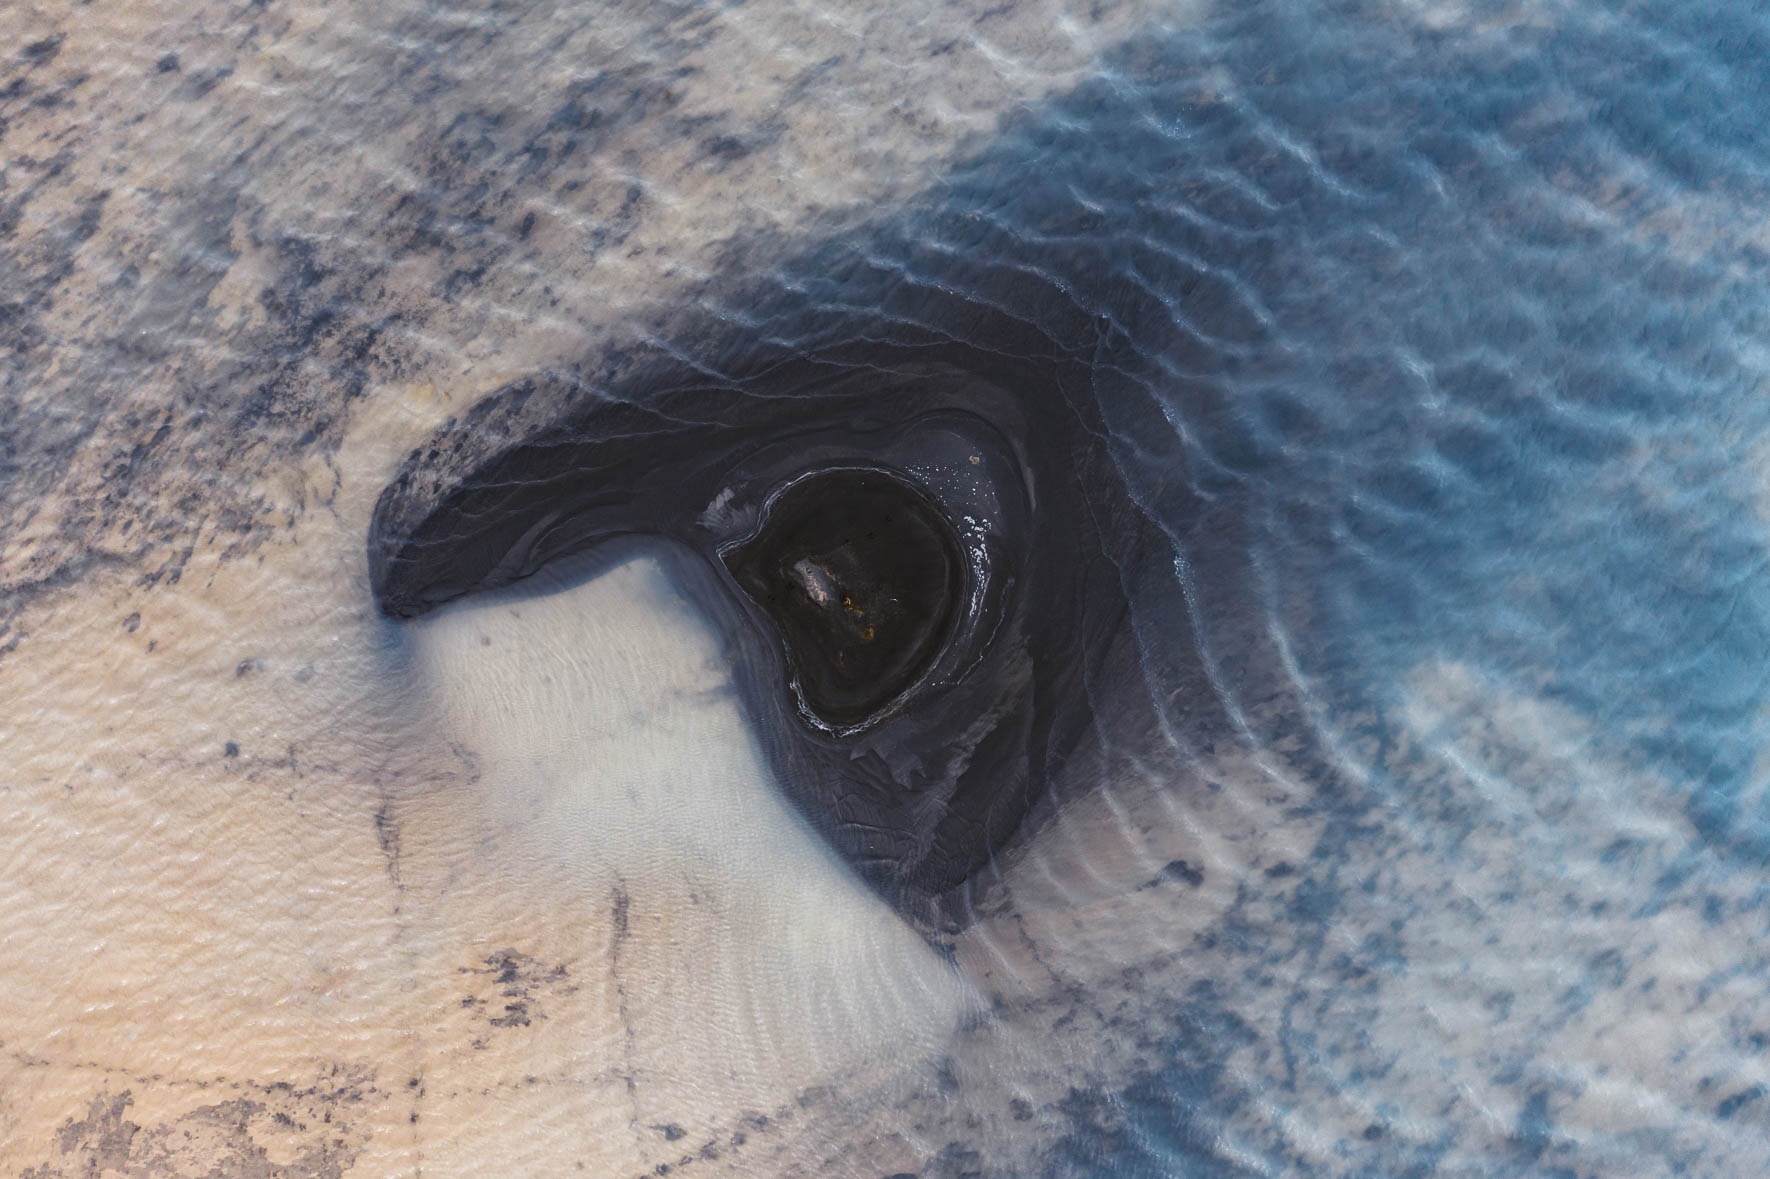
4, 0, 1769, 1175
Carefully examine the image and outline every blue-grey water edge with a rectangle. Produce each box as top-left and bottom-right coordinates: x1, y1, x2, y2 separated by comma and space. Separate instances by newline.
930, 4, 1770, 1172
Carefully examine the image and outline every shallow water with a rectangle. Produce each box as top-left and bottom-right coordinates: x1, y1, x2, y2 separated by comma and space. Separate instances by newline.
4, 0, 1769, 1175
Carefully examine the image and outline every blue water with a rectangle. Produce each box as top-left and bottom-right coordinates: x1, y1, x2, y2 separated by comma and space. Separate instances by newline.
923, 0, 1770, 853
815, 1, 1770, 1172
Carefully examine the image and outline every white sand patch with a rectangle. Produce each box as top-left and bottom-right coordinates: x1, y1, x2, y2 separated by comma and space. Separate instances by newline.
403, 546, 973, 1137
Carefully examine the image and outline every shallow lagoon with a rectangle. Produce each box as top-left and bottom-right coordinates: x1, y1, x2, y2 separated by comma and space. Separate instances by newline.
4, 0, 1769, 1174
